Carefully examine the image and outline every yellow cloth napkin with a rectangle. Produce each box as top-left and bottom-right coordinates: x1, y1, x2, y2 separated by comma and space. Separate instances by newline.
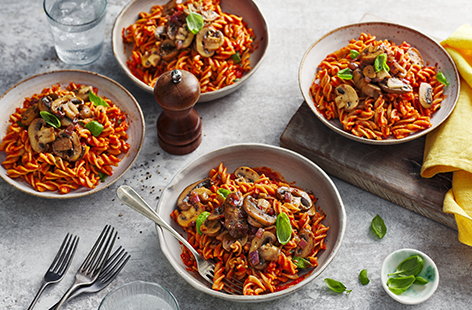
421, 24, 472, 246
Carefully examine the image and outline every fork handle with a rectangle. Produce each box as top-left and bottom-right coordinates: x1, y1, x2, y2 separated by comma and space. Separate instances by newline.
27, 281, 49, 310
117, 186, 201, 259
50, 282, 82, 310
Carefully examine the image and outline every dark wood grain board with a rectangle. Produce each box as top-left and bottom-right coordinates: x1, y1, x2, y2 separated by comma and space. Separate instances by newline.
280, 103, 456, 230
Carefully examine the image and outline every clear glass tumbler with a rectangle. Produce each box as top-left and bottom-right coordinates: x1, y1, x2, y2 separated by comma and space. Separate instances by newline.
43, 0, 107, 65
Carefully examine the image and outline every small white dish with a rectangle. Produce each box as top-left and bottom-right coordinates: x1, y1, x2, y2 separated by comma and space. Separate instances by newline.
99, 281, 180, 310
381, 248, 439, 305
112, 0, 269, 102
155, 143, 346, 302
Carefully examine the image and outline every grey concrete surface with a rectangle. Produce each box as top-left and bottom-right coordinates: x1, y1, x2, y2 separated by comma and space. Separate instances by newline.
1, 0, 471, 309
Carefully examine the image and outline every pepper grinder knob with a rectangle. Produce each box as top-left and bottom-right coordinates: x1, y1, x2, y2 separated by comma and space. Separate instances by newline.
154, 69, 202, 155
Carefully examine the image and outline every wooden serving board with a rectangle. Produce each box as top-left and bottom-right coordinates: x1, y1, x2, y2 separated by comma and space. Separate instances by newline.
280, 103, 456, 230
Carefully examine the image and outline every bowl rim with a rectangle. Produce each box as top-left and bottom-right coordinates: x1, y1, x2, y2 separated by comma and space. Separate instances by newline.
0, 69, 145, 199
111, 0, 270, 101
155, 143, 346, 301
381, 248, 439, 305
298, 21, 460, 145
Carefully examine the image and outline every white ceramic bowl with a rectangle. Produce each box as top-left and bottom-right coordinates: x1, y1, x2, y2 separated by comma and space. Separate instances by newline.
299, 22, 460, 145
155, 143, 346, 302
381, 248, 439, 305
0, 70, 145, 199
112, 0, 269, 102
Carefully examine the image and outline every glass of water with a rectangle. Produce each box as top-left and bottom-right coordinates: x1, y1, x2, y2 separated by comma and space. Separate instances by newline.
43, 0, 107, 65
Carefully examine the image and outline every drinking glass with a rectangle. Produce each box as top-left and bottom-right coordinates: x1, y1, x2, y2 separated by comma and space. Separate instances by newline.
43, 0, 107, 65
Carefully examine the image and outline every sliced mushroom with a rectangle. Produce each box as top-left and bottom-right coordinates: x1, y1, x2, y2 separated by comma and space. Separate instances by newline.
353, 69, 382, 98
249, 231, 279, 269
390, 60, 407, 77
52, 130, 82, 162
79, 105, 92, 118
334, 84, 359, 111
177, 178, 212, 210
200, 218, 221, 236
363, 65, 376, 79
234, 166, 260, 183
407, 48, 425, 66
195, 27, 224, 58
60, 117, 73, 127
38, 93, 58, 112
51, 95, 82, 119
160, 39, 178, 61
419, 82, 433, 108
28, 118, 56, 153
223, 191, 248, 239
247, 215, 263, 228
20, 104, 39, 126
294, 229, 315, 258
222, 232, 248, 251
276, 187, 313, 211
175, 24, 194, 49
360, 45, 385, 64
142, 53, 161, 68
177, 206, 198, 228
373, 69, 391, 82
74, 86, 93, 101
154, 25, 166, 39
243, 196, 276, 226
380, 78, 413, 94
201, 9, 219, 21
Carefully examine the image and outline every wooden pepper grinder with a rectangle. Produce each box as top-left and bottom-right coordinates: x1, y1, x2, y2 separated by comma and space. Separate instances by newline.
154, 69, 202, 155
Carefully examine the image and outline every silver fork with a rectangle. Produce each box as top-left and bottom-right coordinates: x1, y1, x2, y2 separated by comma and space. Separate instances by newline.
117, 185, 243, 294
49, 246, 130, 308
27, 233, 79, 310
51, 225, 117, 309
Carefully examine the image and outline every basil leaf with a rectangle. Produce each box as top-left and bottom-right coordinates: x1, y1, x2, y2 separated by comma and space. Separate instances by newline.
39, 111, 61, 129
337, 68, 353, 80
292, 256, 311, 269
359, 269, 370, 285
436, 71, 450, 86
324, 278, 352, 294
387, 275, 415, 295
89, 91, 109, 107
388, 255, 424, 277
374, 53, 390, 72
414, 276, 429, 285
85, 121, 104, 137
349, 50, 360, 59
217, 188, 231, 199
98, 172, 108, 182
370, 215, 387, 239
276, 212, 292, 245
196, 211, 210, 235
231, 52, 241, 63
186, 12, 204, 34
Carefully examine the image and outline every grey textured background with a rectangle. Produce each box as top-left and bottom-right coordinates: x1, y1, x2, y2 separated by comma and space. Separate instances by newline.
1, 0, 472, 309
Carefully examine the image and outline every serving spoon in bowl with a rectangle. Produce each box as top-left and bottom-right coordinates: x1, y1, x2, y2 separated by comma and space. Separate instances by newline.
116, 185, 243, 294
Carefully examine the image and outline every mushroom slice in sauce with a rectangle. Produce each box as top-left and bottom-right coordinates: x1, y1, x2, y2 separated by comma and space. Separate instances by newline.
222, 232, 248, 251
160, 39, 178, 61
177, 206, 199, 228
177, 178, 212, 210
52, 130, 82, 162
276, 187, 313, 211
353, 69, 381, 98
360, 45, 385, 64
362, 65, 376, 79
407, 48, 425, 66
294, 229, 315, 258
74, 86, 94, 101
195, 27, 224, 58
334, 84, 359, 111
38, 93, 58, 112
419, 82, 433, 108
20, 104, 39, 126
234, 166, 260, 183
51, 95, 82, 119
249, 231, 280, 269
175, 24, 194, 49
200, 218, 221, 236
28, 118, 56, 153
243, 196, 276, 226
380, 78, 413, 94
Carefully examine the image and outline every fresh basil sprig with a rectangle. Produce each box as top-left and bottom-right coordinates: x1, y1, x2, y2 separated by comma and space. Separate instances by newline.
324, 278, 352, 294
292, 256, 311, 269
387, 275, 416, 295
276, 212, 292, 245
374, 53, 390, 72
337, 68, 353, 80
186, 12, 204, 34
388, 254, 424, 277
217, 188, 231, 199
436, 71, 450, 86
370, 215, 387, 239
414, 276, 429, 285
359, 269, 370, 285
89, 91, 109, 107
39, 111, 61, 128
196, 211, 210, 235
349, 50, 360, 59
85, 121, 104, 137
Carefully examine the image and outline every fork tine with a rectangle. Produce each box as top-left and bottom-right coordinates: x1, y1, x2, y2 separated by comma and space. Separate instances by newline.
100, 251, 130, 283
49, 233, 71, 272
55, 235, 79, 275
80, 225, 111, 271
222, 279, 244, 295
87, 228, 117, 276
98, 247, 125, 280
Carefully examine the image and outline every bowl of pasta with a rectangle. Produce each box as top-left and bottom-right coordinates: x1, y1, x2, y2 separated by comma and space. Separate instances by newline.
299, 22, 460, 144
112, 0, 268, 102
0, 70, 145, 198
155, 143, 345, 301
